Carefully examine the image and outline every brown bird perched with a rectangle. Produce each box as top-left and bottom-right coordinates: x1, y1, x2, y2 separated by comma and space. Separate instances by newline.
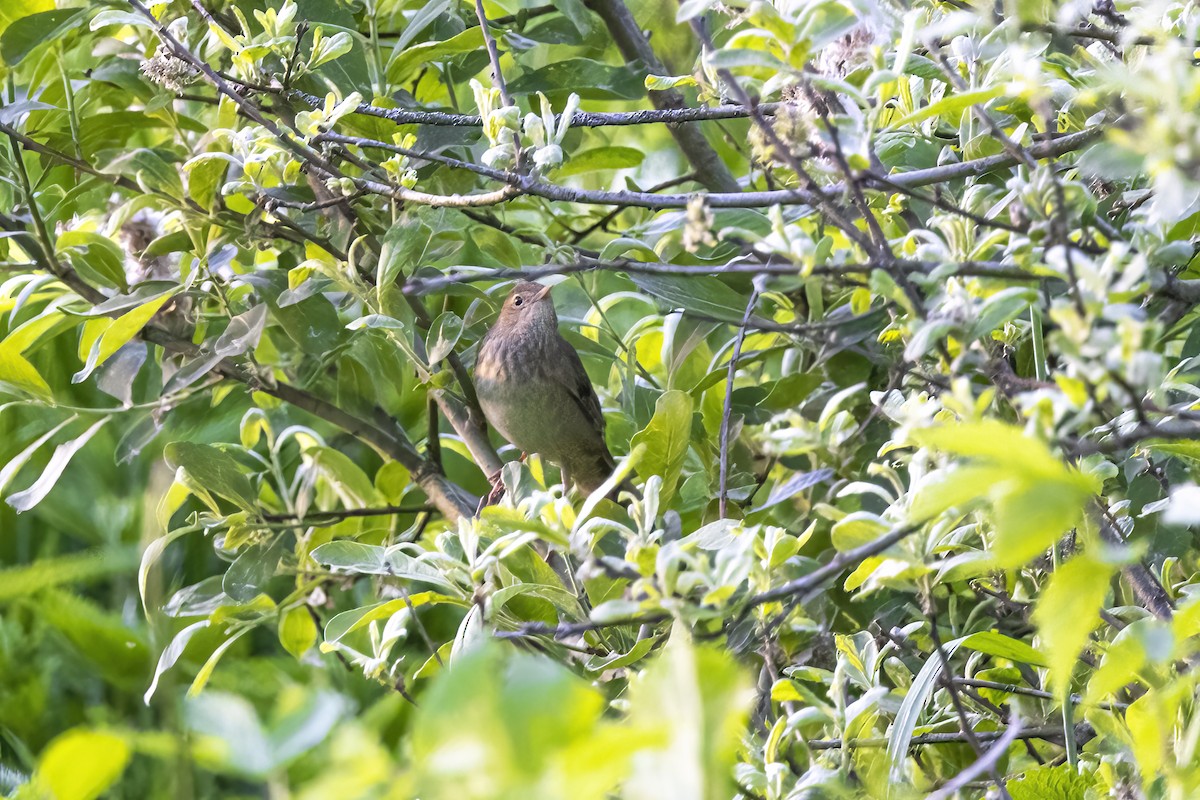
475, 281, 617, 496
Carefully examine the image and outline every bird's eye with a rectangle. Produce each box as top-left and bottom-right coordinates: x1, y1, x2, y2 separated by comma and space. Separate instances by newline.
513, 295, 524, 307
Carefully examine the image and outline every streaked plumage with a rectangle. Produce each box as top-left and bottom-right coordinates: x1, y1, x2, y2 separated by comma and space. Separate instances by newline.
475, 281, 615, 495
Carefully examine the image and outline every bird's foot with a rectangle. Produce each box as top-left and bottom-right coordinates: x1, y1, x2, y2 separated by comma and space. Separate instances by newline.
477, 468, 506, 515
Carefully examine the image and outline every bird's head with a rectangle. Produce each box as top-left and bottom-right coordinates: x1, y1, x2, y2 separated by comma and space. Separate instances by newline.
494, 280, 558, 336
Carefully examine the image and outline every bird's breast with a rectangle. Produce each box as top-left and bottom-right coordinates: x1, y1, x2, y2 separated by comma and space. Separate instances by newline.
477, 369, 577, 459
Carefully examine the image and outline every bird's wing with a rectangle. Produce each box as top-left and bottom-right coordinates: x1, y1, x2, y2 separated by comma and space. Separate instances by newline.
549, 334, 607, 439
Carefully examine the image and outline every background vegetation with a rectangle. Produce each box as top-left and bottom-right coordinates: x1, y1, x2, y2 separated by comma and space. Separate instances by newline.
2, 0, 1199, 797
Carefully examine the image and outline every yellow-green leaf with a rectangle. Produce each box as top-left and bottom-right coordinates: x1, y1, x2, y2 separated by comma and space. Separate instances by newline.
35, 729, 130, 800
74, 288, 180, 383
1032, 553, 1116, 698
0, 343, 52, 401
278, 606, 317, 659
630, 390, 693, 505
891, 85, 1006, 127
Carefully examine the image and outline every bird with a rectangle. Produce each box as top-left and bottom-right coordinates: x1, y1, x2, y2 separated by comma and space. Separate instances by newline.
474, 280, 618, 498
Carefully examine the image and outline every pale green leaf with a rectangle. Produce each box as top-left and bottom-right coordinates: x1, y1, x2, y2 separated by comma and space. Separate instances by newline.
1032, 554, 1116, 698
35, 729, 130, 800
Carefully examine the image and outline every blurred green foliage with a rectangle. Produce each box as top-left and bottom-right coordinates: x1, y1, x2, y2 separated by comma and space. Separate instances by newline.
3, 0, 1200, 798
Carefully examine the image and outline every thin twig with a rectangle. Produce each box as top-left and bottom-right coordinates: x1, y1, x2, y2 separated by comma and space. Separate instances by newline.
953, 678, 1127, 710
492, 612, 669, 640
742, 523, 922, 612
260, 505, 434, 522
719, 277, 764, 517
473, 0, 512, 107
925, 714, 1021, 800
288, 86, 782, 128
806, 723, 1077, 750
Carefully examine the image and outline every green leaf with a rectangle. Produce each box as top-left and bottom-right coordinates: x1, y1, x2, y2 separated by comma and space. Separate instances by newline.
625, 623, 751, 800
676, 0, 716, 21
37, 589, 150, 690
222, 540, 283, 602
73, 287, 180, 383
183, 153, 234, 210
1032, 553, 1116, 697
991, 481, 1090, 566
88, 9, 154, 30
796, 0, 859, 47
507, 58, 646, 100
0, 7, 83, 65
891, 85, 1007, 128
0, 0, 52, 40
909, 464, 1010, 521
629, 273, 756, 326
413, 641, 657, 800
324, 592, 462, 644
188, 627, 251, 698
584, 637, 656, 674
680, 518, 739, 550
1084, 627, 1148, 705
183, 690, 273, 775
310, 540, 387, 572
830, 512, 890, 551
0, 343, 53, 401
426, 311, 463, 365
97, 147, 185, 200
56, 231, 128, 292
279, 606, 317, 658
377, 209, 439, 290
311, 541, 460, 593
970, 287, 1037, 340
959, 630, 1048, 667
912, 422, 1099, 566
630, 390, 693, 505
644, 74, 697, 91
306, 446, 381, 507
557, 146, 644, 178
2, 308, 75, 354
706, 48, 785, 71
903, 54, 945, 82
888, 636, 965, 780
1123, 682, 1191, 779
164, 441, 258, 512
551, 0, 593, 35
598, 237, 659, 262
139, 525, 196, 618
7, 418, 109, 512
1144, 440, 1200, 464
387, 28, 483, 83
34, 729, 130, 800
144, 619, 208, 703
1008, 763, 1096, 800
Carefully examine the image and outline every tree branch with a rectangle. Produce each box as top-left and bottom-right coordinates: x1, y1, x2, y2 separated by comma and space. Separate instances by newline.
582, 0, 741, 192
289, 87, 780, 128
806, 723, 1087, 751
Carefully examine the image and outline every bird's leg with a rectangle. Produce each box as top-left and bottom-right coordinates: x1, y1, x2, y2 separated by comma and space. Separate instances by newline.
478, 466, 508, 514
478, 453, 534, 514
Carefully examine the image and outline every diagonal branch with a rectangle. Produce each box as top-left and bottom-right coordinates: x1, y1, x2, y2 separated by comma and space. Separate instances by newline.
582, 0, 741, 192
0, 139, 474, 521
718, 276, 764, 517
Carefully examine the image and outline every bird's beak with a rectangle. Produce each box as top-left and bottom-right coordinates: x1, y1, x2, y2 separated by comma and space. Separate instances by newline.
533, 284, 553, 302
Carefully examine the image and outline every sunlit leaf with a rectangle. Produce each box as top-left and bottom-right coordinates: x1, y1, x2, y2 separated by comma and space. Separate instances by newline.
630, 390, 693, 505
1032, 553, 1117, 698
34, 729, 130, 800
